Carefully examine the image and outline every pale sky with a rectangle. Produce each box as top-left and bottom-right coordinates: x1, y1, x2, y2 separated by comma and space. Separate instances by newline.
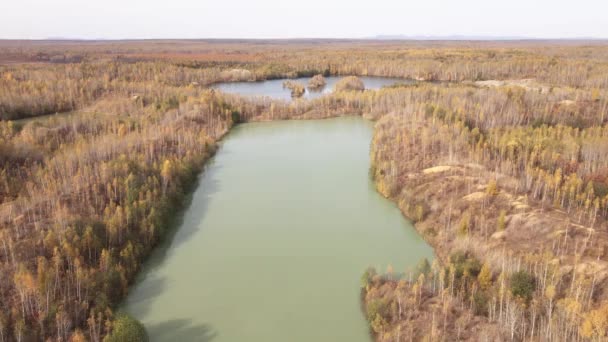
1, 0, 606, 39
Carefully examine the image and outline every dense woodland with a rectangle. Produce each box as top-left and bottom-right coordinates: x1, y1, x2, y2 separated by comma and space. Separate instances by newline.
0, 40, 608, 341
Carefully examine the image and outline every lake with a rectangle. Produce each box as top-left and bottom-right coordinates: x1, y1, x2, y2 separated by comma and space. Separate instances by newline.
211, 76, 412, 101
121, 116, 434, 341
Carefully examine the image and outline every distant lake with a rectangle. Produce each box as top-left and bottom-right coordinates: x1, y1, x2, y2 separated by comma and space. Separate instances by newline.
121, 117, 434, 341
212, 76, 413, 101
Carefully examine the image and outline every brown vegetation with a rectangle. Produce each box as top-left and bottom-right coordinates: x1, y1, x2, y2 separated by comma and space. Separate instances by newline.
1, 40, 608, 341
282, 80, 306, 98
307, 74, 327, 90
368, 89, 608, 340
334, 76, 365, 92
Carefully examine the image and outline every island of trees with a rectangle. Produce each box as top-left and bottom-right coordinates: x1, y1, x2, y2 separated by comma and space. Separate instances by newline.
282, 80, 306, 98
0, 39, 607, 341
307, 74, 327, 90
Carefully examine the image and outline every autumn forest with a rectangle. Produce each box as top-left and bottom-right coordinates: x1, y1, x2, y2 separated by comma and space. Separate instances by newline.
1, 39, 608, 341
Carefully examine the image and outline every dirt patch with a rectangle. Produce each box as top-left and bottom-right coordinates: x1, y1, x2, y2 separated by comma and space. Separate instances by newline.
462, 191, 486, 202
422, 165, 455, 174
474, 78, 551, 93
559, 99, 576, 106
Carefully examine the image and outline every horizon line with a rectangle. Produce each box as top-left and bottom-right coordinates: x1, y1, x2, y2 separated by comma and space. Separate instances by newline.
1, 36, 608, 42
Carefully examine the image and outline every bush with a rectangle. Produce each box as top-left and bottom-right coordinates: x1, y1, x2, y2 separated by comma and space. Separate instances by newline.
593, 181, 608, 198
449, 251, 481, 278
510, 270, 536, 302
472, 291, 489, 315
103, 313, 148, 342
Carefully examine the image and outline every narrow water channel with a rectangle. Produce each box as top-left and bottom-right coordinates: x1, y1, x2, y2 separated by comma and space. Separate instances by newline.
122, 116, 434, 341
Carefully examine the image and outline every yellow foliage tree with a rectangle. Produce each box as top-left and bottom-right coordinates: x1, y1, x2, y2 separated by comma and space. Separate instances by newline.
486, 179, 499, 196
497, 210, 507, 231
478, 263, 493, 290
580, 302, 608, 339
69, 330, 87, 342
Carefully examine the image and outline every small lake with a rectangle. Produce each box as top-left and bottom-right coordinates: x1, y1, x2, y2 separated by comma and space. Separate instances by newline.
212, 76, 412, 101
121, 117, 433, 341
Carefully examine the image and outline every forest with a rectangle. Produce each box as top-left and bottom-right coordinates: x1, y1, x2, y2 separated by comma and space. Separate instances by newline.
1, 39, 608, 341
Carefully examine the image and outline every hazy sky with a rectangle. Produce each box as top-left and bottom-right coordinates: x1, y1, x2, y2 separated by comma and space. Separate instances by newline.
2, 0, 606, 39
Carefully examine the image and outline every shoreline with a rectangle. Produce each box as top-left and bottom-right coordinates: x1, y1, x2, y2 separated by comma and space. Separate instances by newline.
361, 112, 608, 340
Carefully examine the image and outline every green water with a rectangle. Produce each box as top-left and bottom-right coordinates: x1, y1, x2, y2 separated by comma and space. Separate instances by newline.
122, 116, 434, 341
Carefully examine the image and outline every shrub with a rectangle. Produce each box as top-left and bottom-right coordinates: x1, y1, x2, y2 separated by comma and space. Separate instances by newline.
510, 270, 536, 302
449, 251, 482, 278
472, 291, 489, 315
103, 313, 148, 342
